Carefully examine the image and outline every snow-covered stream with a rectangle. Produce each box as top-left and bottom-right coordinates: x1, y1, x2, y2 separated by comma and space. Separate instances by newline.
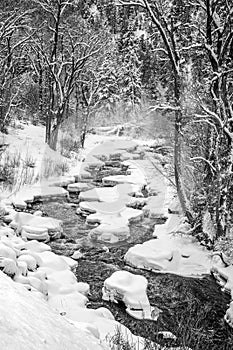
0, 126, 233, 349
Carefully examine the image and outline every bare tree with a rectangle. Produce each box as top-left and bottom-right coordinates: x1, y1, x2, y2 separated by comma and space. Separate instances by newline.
117, 0, 194, 220
0, 8, 34, 131
192, 0, 233, 236
31, 0, 106, 150
118, 0, 233, 236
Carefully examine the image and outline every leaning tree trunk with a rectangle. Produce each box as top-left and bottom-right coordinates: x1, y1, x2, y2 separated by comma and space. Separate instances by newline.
174, 75, 192, 221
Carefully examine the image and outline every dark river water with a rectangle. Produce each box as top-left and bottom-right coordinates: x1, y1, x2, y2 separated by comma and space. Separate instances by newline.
36, 198, 233, 350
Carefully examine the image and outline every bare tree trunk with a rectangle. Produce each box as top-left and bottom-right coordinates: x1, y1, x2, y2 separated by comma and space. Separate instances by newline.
45, 75, 55, 144
80, 111, 89, 148
45, 110, 52, 144
38, 65, 43, 123
49, 124, 59, 151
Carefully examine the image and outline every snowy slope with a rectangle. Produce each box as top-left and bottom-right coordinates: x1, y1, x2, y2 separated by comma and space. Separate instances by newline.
0, 271, 105, 350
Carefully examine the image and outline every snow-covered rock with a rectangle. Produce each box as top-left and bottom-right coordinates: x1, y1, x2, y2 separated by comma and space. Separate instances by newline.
102, 173, 146, 187
2, 208, 17, 224
86, 208, 143, 243
37, 251, 72, 271
11, 185, 69, 207
33, 210, 42, 217
71, 250, 83, 260
48, 175, 76, 187
79, 186, 119, 203
68, 182, 93, 193
83, 154, 105, 170
0, 226, 15, 238
0, 242, 17, 260
24, 240, 51, 253
10, 212, 63, 240
102, 270, 160, 320
89, 223, 130, 243
125, 235, 214, 277
78, 202, 97, 216
12, 198, 27, 210
21, 226, 49, 241
17, 254, 37, 271
33, 186, 69, 202
0, 257, 18, 276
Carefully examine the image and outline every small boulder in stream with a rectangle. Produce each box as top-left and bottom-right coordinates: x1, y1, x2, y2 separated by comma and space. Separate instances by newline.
102, 270, 161, 321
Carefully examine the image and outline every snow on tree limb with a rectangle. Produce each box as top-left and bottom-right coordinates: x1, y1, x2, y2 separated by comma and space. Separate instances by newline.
148, 104, 180, 112
190, 157, 217, 173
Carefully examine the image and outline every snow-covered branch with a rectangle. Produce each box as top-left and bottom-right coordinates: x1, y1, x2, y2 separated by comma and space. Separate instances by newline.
116, 0, 145, 6
190, 157, 216, 172
149, 104, 180, 112
192, 118, 218, 134
181, 44, 202, 51
151, 48, 168, 55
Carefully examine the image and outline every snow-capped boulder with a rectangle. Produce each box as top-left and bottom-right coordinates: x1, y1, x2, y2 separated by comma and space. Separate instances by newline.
24, 240, 51, 253
12, 198, 27, 210
37, 251, 70, 271
21, 226, 49, 241
68, 182, 93, 193
18, 254, 37, 271
0, 243, 17, 260
125, 236, 213, 276
10, 212, 63, 240
79, 187, 119, 203
48, 176, 76, 187
0, 226, 15, 238
33, 210, 43, 216
3, 208, 17, 224
89, 223, 130, 244
0, 257, 18, 276
102, 270, 160, 320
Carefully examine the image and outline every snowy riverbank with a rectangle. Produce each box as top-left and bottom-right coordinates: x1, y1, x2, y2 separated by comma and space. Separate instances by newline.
0, 123, 233, 349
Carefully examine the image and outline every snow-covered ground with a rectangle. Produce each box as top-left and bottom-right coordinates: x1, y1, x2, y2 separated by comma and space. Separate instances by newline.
0, 271, 105, 350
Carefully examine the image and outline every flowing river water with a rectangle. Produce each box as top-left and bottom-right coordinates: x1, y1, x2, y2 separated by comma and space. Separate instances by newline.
33, 142, 233, 350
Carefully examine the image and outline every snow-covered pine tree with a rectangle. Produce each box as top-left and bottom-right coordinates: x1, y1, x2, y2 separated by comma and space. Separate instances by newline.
117, 16, 142, 116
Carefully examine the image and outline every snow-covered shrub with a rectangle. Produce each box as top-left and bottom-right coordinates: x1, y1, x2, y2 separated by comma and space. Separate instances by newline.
59, 135, 80, 158
0, 151, 21, 185
40, 156, 69, 179
0, 150, 36, 192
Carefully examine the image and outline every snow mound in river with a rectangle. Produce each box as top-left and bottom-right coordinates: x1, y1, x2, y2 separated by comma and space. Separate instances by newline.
102, 270, 161, 320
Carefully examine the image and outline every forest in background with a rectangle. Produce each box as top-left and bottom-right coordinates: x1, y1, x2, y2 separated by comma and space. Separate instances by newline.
0, 0, 232, 245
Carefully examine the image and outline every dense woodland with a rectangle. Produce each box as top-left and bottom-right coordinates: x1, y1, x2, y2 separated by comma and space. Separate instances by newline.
0, 0, 232, 243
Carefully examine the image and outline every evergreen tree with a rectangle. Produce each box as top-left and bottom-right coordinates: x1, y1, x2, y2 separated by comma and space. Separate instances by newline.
118, 18, 142, 111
